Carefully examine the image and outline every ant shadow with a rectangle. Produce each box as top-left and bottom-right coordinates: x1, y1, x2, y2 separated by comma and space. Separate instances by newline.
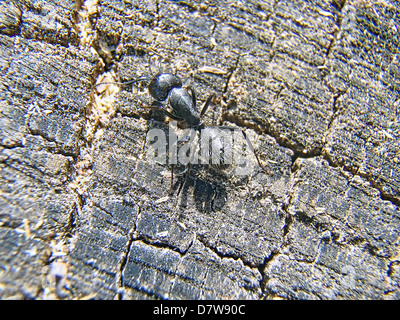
145, 121, 229, 214
193, 178, 227, 213
171, 165, 228, 214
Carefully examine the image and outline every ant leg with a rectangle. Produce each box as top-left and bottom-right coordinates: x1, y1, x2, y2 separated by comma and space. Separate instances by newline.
188, 87, 197, 108
170, 164, 174, 194
150, 101, 184, 122
241, 130, 269, 174
200, 94, 215, 118
146, 100, 164, 110
185, 163, 191, 186
170, 164, 191, 195
162, 109, 184, 122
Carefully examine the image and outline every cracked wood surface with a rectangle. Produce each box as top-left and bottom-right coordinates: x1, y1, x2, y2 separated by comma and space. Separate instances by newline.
0, 0, 399, 299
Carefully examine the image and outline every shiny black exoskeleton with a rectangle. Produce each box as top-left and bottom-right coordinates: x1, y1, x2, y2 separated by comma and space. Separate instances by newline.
147, 73, 268, 179
92, 70, 268, 183
147, 73, 212, 128
148, 73, 182, 101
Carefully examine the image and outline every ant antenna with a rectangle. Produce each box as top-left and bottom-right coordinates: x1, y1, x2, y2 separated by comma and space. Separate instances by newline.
92, 55, 163, 92
91, 76, 150, 91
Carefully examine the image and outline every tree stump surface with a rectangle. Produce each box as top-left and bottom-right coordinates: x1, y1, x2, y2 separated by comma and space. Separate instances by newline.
0, 0, 399, 299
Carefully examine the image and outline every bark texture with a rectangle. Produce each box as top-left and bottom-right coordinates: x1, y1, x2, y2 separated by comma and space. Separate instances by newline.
0, 0, 399, 299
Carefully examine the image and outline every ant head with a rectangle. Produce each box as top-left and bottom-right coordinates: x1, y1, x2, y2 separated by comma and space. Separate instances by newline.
148, 73, 182, 101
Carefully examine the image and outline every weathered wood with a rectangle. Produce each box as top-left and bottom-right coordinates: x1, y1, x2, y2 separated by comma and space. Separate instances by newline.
0, 0, 97, 298
0, 0, 399, 299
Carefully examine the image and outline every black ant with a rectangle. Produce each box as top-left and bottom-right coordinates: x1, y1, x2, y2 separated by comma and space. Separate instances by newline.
92, 70, 268, 191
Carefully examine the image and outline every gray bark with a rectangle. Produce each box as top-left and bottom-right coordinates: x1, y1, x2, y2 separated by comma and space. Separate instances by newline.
0, 0, 399, 299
